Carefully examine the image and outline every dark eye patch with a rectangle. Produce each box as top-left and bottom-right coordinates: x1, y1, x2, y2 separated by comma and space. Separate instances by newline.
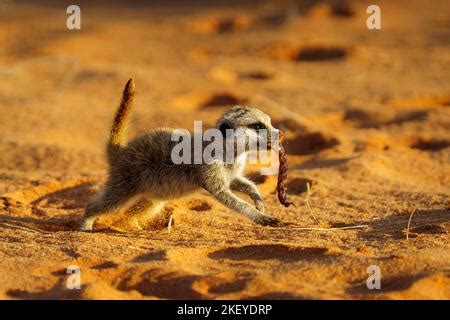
219, 122, 232, 137
250, 122, 266, 131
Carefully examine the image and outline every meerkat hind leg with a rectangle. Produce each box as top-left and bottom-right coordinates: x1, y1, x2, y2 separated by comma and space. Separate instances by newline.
123, 197, 167, 230
80, 189, 138, 231
80, 195, 123, 231
80, 215, 99, 232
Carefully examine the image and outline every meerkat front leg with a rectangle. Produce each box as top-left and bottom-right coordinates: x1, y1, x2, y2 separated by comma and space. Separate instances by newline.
230, 177, 265, 213
203, 177, 278, 226
211, 188, 278, 226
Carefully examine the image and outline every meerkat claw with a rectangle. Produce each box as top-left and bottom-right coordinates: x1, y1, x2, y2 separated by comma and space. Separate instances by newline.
255, 214, 280, 227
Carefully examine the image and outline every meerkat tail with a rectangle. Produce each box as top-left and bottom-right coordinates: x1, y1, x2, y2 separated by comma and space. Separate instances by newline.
107, 78, 135, 160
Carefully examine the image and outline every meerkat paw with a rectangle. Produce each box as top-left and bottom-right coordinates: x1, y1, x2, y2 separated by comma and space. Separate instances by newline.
253, 214, 280, 227
79, 217, 95, 232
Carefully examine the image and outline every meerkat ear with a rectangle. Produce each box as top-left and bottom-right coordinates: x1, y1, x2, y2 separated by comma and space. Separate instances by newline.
218, 120, 233, 138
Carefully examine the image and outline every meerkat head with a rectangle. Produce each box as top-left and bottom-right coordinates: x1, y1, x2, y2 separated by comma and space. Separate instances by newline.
216, 106, 279, 154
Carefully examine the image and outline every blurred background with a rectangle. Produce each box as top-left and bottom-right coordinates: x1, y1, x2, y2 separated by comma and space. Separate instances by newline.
1, 0, 449, 193
0, 0, 449, 300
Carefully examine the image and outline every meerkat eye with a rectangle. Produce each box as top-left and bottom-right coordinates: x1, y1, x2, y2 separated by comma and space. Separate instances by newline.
219, 122, 232, 137
250, 122, 266, 131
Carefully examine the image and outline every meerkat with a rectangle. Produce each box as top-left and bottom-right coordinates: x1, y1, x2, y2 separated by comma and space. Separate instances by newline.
80, 79, 281, 231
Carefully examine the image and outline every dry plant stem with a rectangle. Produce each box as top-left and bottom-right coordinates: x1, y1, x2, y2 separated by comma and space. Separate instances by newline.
167, 214, 173, 233
281, 224, 369, 231
305, 182, 325, 227
0, 222, 45, 234
406, 208, 417, 240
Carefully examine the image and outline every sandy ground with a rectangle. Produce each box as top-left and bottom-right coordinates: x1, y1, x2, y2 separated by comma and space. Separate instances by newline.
0, 0, 449, 299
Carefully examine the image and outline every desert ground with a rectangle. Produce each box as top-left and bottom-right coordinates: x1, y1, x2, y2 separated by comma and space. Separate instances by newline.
0, 0, 449, 299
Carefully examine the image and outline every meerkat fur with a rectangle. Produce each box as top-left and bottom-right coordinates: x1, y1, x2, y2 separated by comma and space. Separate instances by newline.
80, 79, 281, 231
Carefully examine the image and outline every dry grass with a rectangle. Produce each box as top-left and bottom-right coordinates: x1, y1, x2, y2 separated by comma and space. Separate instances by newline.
305, 182, 325, 227
167, 214, 173, 233
406, 208, 417, 240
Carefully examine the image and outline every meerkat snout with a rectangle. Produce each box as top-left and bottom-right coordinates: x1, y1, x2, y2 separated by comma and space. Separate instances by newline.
80, 79, 281, 232
217, 106, 279, 152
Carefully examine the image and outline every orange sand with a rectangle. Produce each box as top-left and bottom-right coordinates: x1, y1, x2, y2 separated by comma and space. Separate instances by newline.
0, 0, 448, 299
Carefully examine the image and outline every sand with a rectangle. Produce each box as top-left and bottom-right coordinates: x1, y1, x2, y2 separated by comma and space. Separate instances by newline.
0, 0, 449, 300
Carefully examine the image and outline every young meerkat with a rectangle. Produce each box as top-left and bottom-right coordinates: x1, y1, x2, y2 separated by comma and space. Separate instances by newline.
80, 79, 281, 231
